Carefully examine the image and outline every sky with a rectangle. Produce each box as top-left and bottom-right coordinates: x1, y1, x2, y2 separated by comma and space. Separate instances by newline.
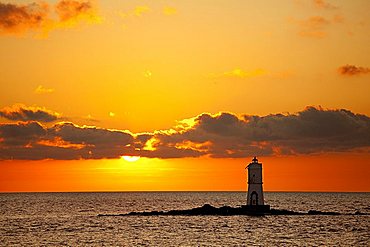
0, 0, 369, 192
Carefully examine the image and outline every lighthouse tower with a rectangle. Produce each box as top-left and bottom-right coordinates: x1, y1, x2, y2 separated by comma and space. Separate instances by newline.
246, 157, 264, 206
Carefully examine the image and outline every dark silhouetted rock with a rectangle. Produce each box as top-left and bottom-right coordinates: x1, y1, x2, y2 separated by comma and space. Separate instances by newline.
354, 211, 369, 215
97, 204, 350, 217
307, 210, 340, 215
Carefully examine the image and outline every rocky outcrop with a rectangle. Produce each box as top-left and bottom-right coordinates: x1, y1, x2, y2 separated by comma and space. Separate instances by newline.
97, 204, 359, 217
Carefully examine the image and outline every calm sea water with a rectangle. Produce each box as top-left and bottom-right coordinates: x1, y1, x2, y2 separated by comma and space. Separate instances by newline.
0, 192, 369, 246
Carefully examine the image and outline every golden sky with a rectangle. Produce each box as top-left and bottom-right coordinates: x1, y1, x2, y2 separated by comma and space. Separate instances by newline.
0, 0, 369, 192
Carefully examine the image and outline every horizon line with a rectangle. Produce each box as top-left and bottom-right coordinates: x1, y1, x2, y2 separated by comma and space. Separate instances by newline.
1, 190, 369, 194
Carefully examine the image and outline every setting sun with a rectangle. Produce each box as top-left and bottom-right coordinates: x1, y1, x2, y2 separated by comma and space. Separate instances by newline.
121, 156, 141, 162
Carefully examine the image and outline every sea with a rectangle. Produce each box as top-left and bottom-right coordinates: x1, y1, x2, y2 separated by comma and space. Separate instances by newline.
0, 192, 369, 246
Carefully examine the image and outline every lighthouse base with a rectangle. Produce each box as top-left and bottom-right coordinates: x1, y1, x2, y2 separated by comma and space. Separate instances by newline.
242, 205, 271, 214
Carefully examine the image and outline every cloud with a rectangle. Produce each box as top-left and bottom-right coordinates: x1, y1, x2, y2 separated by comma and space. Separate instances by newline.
50, 122, 133, 148
338, 65, 370, 76
0, 2, 49, 34
0, 0, 100, 36
0, 121, 135, 160
291, 0, 344, 38
210, 68, 266, 79
55, 0, 97, 22
147, 107, 370, 158
83, 114, 99, 122
119, 5, 177, 22
295, 16, 331, 38
133, 6, 150, 17
0, 107, 369, 160
0, 121, 46, 147
313, 0, 337, 10
0, 104, 60, 122
34, 85, 54, 94
118, 5, 151, 20
163, 6, 177, 16
332, 14, 344, 24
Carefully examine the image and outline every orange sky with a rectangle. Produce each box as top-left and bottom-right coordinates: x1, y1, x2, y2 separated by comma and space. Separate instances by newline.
0, 0, 369, 192
0, 154, 369, 192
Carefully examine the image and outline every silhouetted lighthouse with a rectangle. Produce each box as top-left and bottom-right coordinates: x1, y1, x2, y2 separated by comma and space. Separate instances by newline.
246, 157, 265, 206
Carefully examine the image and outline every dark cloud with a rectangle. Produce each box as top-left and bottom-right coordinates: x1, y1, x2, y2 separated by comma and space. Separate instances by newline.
0, 121, 45, 147
55, 0, 94, 22
0, 0, 98, 35
0, 121, 136, 160
338, 65, 370, 76
0, 104, 60, 122
50, 122, 133, 148
0, 2, 49, 33
0, 107, 369, 160
148, 107, 370, 158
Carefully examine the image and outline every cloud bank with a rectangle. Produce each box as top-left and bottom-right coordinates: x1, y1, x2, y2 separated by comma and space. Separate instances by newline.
0, 121, 134, 160
0, 0, 99, 35
0, 104, 60, 122
146, 107, 370, 158
0, 106, 369, 160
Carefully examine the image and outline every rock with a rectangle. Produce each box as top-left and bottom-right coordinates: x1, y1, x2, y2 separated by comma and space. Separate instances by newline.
307, 210, 340, 215
97, 204, 345, 217
354, 211, 368, 215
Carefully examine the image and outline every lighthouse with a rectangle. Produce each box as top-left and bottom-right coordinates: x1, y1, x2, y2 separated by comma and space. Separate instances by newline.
246, 157, 266, 207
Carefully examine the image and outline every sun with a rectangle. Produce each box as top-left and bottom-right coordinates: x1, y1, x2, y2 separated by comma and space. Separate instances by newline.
121, 156, 140, 162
